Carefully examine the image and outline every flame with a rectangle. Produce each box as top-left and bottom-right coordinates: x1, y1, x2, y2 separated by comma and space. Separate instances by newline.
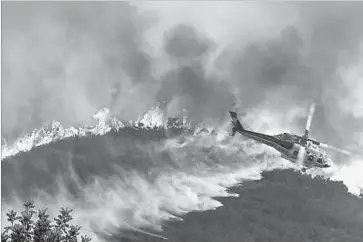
1, 106, 205, 160
1, 106, 171, 160
134, 105, 165, 129
2, 105, 363, 201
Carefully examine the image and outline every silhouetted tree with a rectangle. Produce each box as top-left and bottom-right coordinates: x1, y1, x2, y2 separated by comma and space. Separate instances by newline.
1, 200, 92, 242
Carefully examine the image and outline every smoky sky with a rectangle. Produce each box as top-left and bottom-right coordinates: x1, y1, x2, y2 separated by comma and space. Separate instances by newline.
164, 24, 215, 61
2, 2, 363, 153
156, 23, 235, 124
2, 2, 158, 140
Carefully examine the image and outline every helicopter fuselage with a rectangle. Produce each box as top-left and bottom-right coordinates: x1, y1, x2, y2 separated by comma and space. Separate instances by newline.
233, 128, 331, 169
229, 103, 350, 170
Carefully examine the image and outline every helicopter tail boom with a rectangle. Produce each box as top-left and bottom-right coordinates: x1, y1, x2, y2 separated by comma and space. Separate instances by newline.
229, 111, 245, 136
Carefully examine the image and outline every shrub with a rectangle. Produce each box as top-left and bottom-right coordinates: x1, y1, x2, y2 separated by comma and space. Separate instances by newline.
1, 200, 92, 242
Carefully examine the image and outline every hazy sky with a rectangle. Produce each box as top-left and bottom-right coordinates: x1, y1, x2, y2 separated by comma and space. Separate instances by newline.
2, 1, 363, 153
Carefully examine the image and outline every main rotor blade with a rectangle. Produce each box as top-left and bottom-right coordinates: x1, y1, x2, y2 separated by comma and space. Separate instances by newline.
319, 143, 351, 156
296, 145, 306, 167
304, 103, 316, 137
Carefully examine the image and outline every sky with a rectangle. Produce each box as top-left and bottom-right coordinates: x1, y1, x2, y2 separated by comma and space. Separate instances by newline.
2, 1, 363, 156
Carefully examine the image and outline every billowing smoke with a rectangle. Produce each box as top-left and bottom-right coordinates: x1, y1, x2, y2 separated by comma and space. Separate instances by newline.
209, 2, 363, 152
156, 24, 236, 125
2, 2, 363, 156
2, 2, 158, 140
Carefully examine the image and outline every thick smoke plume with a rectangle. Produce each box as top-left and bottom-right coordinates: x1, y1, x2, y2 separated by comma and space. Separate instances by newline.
2, 2, 363, 155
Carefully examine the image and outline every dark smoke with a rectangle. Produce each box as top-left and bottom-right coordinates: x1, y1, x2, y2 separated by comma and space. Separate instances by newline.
164, 24, 214, 61
154, 23, 235, 125
2, 2, 363, 155
224, 26, 305, 108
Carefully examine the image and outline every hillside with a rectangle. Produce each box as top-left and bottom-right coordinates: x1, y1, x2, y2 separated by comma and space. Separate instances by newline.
116, 170, 363, 242
2, 128, 363, 242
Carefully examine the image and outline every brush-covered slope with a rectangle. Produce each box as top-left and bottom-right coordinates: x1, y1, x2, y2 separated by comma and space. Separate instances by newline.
117, 170, 363, 242
2, 126, 363, 242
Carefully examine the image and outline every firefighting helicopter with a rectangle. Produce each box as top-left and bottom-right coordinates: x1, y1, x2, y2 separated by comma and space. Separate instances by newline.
229, 103, 351, 172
